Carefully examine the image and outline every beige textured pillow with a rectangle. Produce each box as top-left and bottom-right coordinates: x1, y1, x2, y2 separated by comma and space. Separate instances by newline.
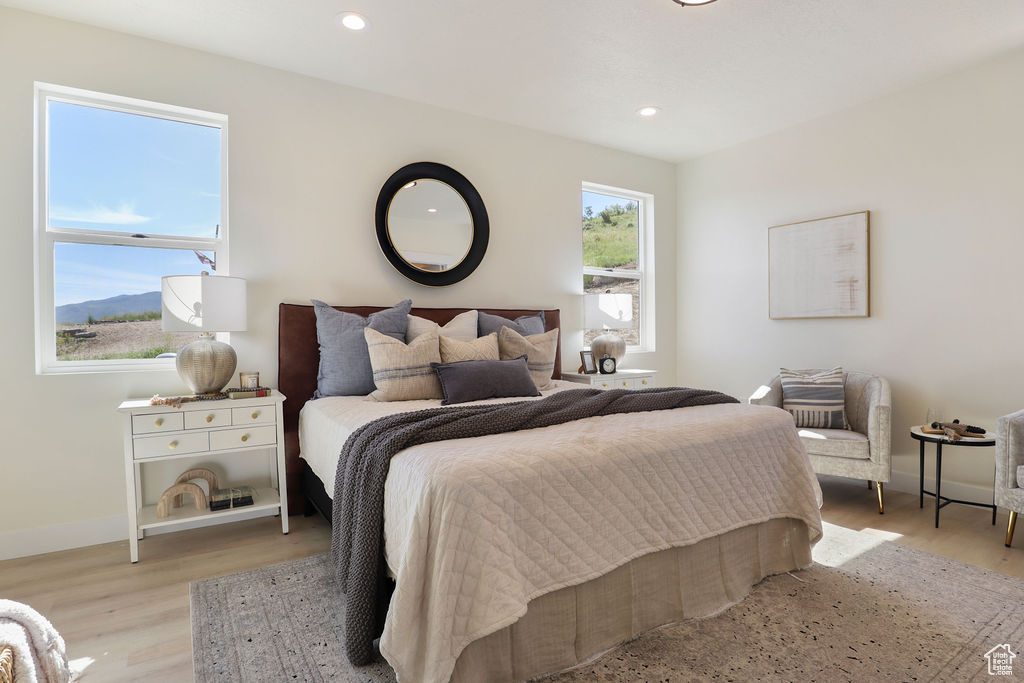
498, 327, 559, 390
440, 333, 499, 363
406, 310, 478, 342
364, 327, 442, 401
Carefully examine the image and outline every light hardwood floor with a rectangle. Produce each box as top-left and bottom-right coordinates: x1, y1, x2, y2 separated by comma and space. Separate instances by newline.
2, 479, 1024, 682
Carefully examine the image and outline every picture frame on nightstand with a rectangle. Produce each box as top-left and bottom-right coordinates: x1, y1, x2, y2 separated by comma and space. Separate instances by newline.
579, 350, 597, 374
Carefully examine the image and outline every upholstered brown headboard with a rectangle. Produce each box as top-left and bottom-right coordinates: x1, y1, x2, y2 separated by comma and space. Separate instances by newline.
278, 303, 561, 514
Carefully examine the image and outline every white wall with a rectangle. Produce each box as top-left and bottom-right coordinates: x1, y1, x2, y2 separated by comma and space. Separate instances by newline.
0, 7, 677, 554
677, 46, 1024, 498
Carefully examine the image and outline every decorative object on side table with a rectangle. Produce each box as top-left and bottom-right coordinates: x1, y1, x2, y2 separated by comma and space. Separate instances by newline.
584, 292, 632, 365
579, 350, 597, 374
172, 468, 219, 508
162, 272, 247, 395
923, 419, 987, 442
227, 386, 272, 399
157, 482, 207, 518
598, 355, 617, 374
210, 486, 256, 511
238, 371, 260, 389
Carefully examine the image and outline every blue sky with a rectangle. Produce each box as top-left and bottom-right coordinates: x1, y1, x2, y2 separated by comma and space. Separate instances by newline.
54, 243, 213, 306
582, 190, 637, 219
49, 100, 221, 306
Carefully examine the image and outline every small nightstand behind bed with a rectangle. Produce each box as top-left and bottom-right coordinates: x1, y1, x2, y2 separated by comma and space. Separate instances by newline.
561, 368, 657, 391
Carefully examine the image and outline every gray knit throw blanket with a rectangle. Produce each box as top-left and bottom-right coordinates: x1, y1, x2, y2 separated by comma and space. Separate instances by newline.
330, 386, 738, 665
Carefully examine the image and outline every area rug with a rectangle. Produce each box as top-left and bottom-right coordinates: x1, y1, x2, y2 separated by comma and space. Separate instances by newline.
191, 523, 1024, 681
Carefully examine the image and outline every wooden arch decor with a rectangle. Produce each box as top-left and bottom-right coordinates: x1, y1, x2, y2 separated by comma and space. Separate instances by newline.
158, 483, 207, 518
173, 468, 220, 508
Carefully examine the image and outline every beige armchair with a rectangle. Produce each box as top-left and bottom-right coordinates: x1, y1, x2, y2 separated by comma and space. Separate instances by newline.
750, 370, 892, 513
995, 409, 1024, 547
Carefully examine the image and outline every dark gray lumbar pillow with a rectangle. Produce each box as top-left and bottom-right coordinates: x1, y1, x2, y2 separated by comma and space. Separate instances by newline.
311, 299, 412, 397
431, 355, 541, 405
477, 311, 545, 337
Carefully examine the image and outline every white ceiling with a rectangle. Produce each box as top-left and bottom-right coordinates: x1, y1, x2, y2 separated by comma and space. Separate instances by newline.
6, 0, 1024, 162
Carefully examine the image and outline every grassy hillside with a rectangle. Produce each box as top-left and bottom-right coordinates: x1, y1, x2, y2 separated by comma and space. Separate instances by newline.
582, 203, 638, 269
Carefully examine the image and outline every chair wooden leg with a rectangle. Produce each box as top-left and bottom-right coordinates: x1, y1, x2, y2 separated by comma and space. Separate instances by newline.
1007, 511, 1017, 548
876, 481, 884, 514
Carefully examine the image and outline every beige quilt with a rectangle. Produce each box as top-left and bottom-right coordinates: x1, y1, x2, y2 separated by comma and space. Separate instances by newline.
301, 392, 822, 682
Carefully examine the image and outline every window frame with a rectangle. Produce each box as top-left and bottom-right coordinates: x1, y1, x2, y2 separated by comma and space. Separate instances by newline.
34, 82, 229, 374
581, 181, 655, 354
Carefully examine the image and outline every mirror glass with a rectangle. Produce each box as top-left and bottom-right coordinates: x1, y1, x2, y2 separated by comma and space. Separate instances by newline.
387, 179, 473, 272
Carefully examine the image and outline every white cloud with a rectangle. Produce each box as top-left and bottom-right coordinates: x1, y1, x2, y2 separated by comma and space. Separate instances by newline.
50, 203, 151, 225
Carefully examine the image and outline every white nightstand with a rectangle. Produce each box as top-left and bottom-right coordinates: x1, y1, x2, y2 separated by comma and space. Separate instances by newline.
117, 391, 288, 563
561, 369, 658, 391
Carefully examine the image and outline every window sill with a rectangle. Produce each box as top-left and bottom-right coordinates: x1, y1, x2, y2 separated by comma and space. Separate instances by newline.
38, 359, 179, 375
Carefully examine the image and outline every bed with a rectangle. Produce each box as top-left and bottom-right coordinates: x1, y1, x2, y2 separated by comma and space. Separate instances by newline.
278, 303, 823, 682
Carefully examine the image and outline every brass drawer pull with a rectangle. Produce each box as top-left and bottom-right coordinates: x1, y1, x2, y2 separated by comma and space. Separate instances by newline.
168, 440, 178, 450
206, 414, 214, 423
154, 418, 164, 427
641, 380, 648, 385
241, 434, 249, 442
251, 411, 260, 420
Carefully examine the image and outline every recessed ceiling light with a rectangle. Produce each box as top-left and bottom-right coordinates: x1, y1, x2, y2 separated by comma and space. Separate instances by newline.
672, 0, 718, 6
427, 208, 438, 213
636, 106, 660, 117
338, 12, 368, 31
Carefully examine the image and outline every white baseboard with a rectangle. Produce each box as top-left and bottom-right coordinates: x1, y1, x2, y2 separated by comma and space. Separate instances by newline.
887, 469, 995, 506
0, 507, 280, 562
0, 515, 126, 562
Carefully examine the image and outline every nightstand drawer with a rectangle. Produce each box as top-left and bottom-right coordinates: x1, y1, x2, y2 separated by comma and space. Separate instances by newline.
133, 432, 209, 459
185, 409, 232, 430
210, 425, 276, 451
132, 412, 184, 435
595, 378, 614, 390
232, 406, 275, 426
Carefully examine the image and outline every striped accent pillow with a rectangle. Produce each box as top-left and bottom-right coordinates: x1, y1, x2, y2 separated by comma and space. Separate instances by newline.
364, 327, 442, 401
497, 327, 559, 391
779, 367, 849, 429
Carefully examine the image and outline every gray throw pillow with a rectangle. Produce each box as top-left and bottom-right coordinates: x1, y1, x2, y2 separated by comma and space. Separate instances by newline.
478, 311, 545, 337
431, 355, 541, 405
311, 299, 412, 397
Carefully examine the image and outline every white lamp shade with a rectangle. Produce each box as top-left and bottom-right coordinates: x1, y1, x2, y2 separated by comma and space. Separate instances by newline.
584, 293, 633, 330
162, 274, 247, 332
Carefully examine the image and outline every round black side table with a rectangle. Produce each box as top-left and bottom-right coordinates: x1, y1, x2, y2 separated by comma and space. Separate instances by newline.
910, 426, 996, 528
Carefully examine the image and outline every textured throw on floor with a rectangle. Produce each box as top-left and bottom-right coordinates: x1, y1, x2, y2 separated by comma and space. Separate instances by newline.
330, 386, 739, 665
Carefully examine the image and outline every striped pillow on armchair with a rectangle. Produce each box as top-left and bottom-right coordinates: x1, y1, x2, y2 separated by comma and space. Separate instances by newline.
779, 367, 849, 429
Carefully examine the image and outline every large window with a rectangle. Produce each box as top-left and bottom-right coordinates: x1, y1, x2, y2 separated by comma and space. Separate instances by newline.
35, 83, 227, 373
582, 182, 654, 352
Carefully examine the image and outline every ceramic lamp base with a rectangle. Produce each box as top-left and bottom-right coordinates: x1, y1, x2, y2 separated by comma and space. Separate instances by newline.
591, 333, 627, 365
176, 334, 237, 395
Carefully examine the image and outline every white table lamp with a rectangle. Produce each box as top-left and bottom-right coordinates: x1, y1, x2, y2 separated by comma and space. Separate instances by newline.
584, 292, 633, 364
162, 272, 247, 395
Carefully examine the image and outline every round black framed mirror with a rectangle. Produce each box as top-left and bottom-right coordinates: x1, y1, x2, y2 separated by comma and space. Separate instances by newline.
375, 162, 489, 287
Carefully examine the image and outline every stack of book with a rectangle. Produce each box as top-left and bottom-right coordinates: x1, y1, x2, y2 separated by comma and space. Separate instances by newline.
209, 486, 256, 511
226, 387, 271, 399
